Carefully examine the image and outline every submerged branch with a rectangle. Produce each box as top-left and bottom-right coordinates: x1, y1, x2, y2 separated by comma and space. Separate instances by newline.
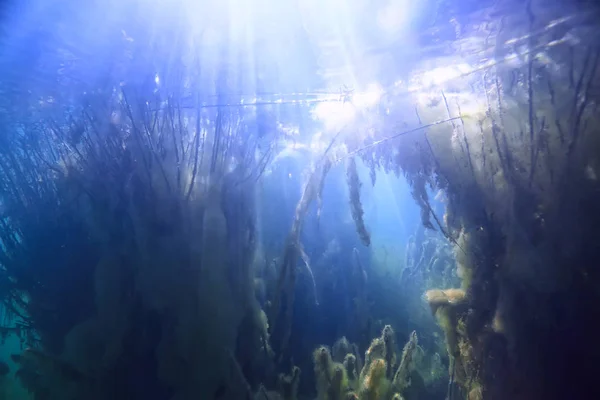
346, 157, 371, 247
269, 130, 341, 360
121, 88, 154, 187
526, 0, 537, 188
567, 46, 599, 160
339, 117, 462, 161
298, 245, 319, 306
186, 99, 202, 200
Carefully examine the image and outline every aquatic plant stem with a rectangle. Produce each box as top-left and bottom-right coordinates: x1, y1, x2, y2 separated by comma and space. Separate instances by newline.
338, 117, 461, 161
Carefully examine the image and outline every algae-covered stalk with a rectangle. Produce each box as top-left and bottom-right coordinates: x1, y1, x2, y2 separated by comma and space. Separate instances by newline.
344, 353, 359, 391
329, 364, 349, 400
195, 182, 240, 395
313, 346, 334, 400
313, 326, 423, 400
277, 365, 301, 400
359, 358, 388, 400
269, 159, 332, 360
346, 157, 371, 247
392, 331, 418, 393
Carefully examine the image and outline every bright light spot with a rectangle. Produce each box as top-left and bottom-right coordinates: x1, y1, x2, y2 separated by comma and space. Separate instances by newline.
313, 101, 356, 131
547, 15, 573, 29
415, 91, 441, 108
419, 64, 472, 87
277, 123, 300, 137
377, 0, 409, 34
201, 27, 221, 46
288, 173, 292, 179
309, 132, 328, 153
352, 83, 384, 109
154, 73, 160, 85
280, 141, 306, 151
535, 52, 553, 65
313, 83, 382, 131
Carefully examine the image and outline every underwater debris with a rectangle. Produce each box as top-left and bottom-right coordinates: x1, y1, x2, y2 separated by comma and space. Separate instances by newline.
346, 157, 371, 247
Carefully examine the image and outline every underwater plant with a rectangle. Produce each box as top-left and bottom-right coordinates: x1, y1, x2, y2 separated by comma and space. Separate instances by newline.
311, 326, 423, 400
268, 158, 332, 362
276, 365, 301, 400
0, 0, 599, 399
313, 2, 600, 397
346, 158, 371, 247
0, 28, 277, 398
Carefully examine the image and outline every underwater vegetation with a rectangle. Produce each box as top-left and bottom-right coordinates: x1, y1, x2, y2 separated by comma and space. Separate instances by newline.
308, 326, 445, 400
0, 0, 599, 399
346, 158, 371, 247
255, 326, 446, 400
